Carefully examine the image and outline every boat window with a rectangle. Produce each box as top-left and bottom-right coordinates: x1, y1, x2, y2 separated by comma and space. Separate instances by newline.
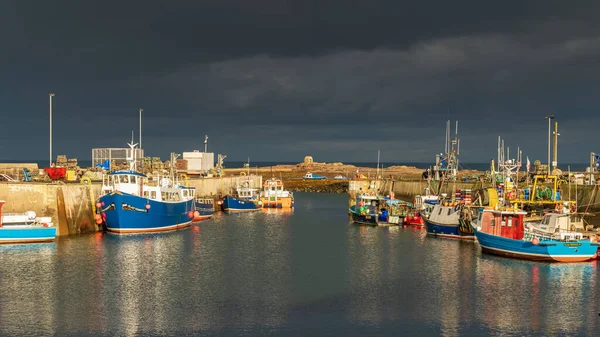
143, 190, 149, 198
438, 208, 442, 215
119, 175, 129, 183
150, 191, 157, 199
507, 217, 512, 227
130, 176, 137, 184
491, 218, 495, 226
183, 190, 188, 197
271, 186, 275, 191
171, 192, 180, 201
161, 192, 168, 200
501, 217, 506, 226
447, 208, 452, 216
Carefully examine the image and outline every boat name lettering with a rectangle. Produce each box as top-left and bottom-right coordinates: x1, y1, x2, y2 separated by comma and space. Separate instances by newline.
101, 204, 115, 212
563, 243, 581, 247
122, 203, 149, 213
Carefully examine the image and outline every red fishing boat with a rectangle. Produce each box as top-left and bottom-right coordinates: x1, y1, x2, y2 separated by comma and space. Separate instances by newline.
403, 210, 424, 226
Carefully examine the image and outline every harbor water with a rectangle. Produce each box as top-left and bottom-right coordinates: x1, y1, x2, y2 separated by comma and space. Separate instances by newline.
0, 192, 598, 336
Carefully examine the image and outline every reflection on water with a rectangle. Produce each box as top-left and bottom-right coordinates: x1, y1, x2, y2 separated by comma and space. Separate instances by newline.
0, 192, 598, 336
0, 243, 57, 336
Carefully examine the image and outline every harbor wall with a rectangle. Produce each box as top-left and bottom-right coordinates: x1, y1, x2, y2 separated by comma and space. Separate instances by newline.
0, 175, 261, 236
186, 175, 262, 196
348, 179, 600, 212
0, 183, 101, 236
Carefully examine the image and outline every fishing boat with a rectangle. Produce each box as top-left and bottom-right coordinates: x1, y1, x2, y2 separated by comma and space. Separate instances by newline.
403, 210, 424, 226
349, 193, 412, 226
303, 172, 326, 180
333, 175, 348, 180
424, 202, 475, 239
97, 142, 196, 234
259, 178, 294, 208
472, 207, 599, 262
0, 200, 57, 244
422, 120, 474, 239
220, 180, 261, 212
193, 197, 214, 221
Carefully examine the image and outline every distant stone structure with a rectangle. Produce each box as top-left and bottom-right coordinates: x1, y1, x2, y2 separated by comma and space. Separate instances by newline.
304, 156, 314, 164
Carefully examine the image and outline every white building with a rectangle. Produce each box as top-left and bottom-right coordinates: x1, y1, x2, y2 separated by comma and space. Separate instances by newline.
182, 150, 214, 173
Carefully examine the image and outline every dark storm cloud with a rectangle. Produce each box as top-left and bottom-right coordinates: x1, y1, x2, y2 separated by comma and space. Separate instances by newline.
1, 1, 600, 163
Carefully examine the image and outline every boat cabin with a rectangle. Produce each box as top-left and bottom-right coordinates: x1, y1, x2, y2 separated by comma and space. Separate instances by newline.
236, 180, 259, 200
101, 170, 195, 203
478, 208, 527, 240
262, 178, 291, 198
529, 213, 586, 234
354, 194, 411, 220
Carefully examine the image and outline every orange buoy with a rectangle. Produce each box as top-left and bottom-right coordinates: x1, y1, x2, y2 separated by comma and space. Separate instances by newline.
145, 204, 151, 210
532, 237, 540, 245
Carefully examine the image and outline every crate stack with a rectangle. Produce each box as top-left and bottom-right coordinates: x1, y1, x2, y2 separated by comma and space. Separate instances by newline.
143, 157, 153, 171
56, 155, 67, 167
151, 157, 163, 171
461, 189, 472, 205
67, 158, 78, 169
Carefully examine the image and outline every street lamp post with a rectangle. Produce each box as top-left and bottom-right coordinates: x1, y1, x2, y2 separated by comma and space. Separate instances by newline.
544, 114, 555, 175
49, 93, 55, 166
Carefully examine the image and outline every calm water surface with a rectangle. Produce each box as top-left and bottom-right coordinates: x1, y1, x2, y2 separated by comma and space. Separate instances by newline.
0, 192, 598, 336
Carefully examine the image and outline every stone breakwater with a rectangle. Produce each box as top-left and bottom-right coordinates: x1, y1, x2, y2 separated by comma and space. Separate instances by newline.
284, 180, 348, 193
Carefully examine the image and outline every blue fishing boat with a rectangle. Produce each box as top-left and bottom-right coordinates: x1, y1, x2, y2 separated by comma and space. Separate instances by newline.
423, 202, 475, 240
303, 172, 326, 180
349, 193, 412, 226
472, 207, 599, 262
0, 201, 57, 244
97, 142, 196, 234
220, 179, 261, 212
193, 197, 214, 221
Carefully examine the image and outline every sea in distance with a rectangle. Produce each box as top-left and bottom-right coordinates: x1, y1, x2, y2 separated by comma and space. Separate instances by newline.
0, 192, 597, 337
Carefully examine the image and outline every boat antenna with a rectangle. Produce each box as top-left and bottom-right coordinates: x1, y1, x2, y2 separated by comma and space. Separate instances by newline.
377, 150, 380, 179
127, 133, 139, 172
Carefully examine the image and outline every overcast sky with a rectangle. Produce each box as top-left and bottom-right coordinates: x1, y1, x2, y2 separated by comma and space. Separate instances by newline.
1, 1, 599, 164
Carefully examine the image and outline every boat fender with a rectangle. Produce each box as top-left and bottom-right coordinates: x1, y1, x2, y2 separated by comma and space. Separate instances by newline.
554, 203, 561, 213
80, 176, 92, 185
240, 172, 246, 176
26, 211, 36, 220
532, 237, 540, 245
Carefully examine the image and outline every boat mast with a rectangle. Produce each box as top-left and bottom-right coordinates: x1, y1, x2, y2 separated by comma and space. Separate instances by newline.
127, 131, 138, 172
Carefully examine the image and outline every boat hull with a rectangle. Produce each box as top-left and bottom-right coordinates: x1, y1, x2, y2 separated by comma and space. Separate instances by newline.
424, 218, 475, 240
349, 209, 378, 226
193, 200, 214, 221
349, 206, 403, 226
474, 229, 598, 262
0, 226, 57, 244
221, 195, 260, 212
259, 197, 294, 209
99, 193, 195, 234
